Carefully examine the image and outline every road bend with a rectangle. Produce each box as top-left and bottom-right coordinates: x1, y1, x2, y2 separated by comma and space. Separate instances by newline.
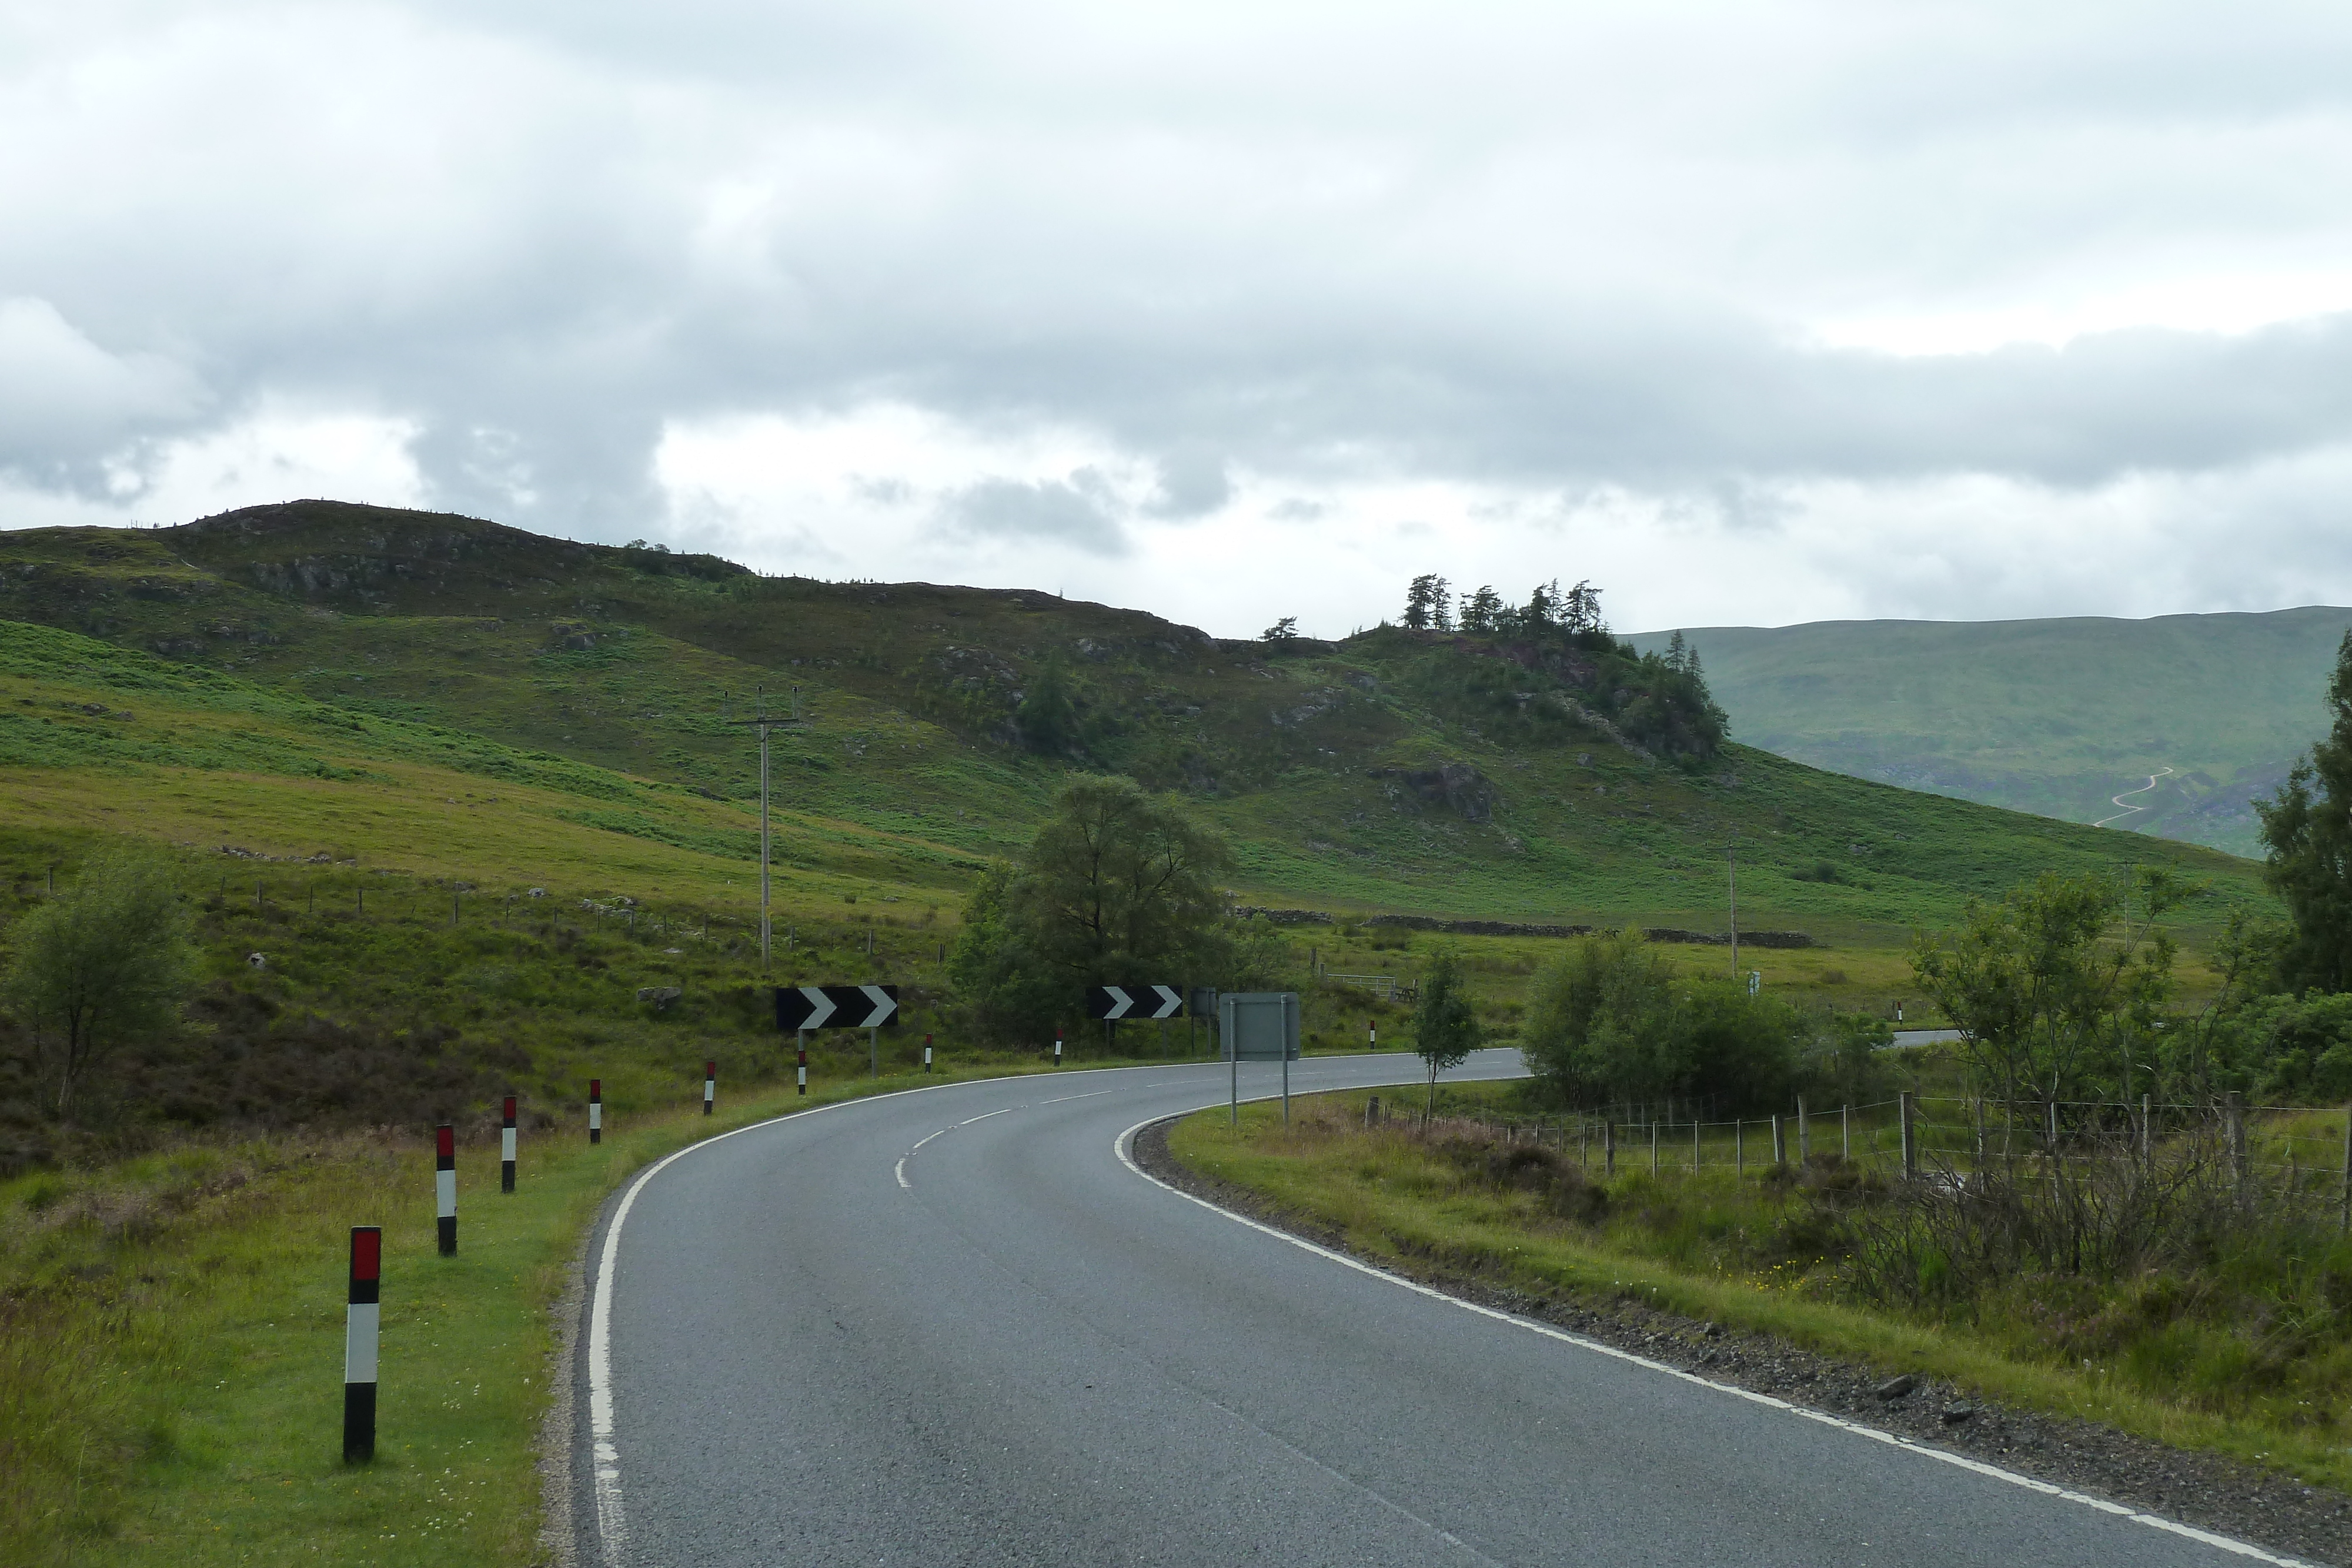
571, 1050, 2293, 1567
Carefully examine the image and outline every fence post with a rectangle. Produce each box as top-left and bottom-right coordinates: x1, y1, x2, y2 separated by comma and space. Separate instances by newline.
1900, 1091, 1916, 1181
1771, 1114, 1785, 1168
1842, 1105, 1849, 1162
1693, 1118, 1701, 1171
1974, 1097, 1986, 1168
2227, 1092, 2247, 1181
1604, 1120, 1616, 1176
1736, 1119, 1744, 1175
1650, 1122, 1658, 1177
1797, 1097, 1808, 1164
2140, 1094, 2152, 1165
2340, 1105, 2350, 1236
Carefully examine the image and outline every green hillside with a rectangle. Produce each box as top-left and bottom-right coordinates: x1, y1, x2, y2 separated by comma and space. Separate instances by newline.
0, 502, 2267, 942
1630, 609, 2352, 858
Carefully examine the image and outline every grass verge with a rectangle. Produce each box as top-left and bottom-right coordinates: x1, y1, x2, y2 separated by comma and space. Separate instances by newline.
1167, 1084, 2352, 1497
0, 1052, 1192, 1567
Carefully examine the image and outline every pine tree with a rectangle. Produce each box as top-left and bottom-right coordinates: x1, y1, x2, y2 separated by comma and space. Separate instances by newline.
1431, 577, 1455, 632
1402, 574, 1443, 630
1460, 585, 1503, 634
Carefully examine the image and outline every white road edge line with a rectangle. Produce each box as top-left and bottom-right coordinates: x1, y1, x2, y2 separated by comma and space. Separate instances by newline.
584, 1052, 1517, 1567
1041, 1089, 1115, 1104
1112, 1112, 2319, 1568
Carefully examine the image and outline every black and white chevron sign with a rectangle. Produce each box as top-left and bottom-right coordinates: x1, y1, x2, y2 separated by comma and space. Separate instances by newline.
1086, 984, 1184, 1021
774, 984, 900, 1031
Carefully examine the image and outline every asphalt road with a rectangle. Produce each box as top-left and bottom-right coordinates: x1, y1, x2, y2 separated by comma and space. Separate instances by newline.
572, 1051, 2298, 1567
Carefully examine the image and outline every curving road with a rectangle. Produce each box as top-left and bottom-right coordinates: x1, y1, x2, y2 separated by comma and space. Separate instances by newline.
2096, 765, 2176, 829
569, 1051, 2298, 1567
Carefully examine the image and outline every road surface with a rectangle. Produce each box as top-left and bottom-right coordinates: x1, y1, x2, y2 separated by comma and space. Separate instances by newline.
569, 1050, 2298, 1566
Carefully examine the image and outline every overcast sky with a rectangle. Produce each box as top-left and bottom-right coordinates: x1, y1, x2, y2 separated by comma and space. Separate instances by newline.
7, 1, 2352, 638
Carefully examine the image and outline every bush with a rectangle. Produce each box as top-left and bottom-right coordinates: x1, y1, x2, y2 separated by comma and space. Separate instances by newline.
1519, 929, 1800, 1113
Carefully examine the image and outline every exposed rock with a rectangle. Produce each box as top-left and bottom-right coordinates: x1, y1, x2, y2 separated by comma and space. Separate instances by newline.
1372, 763, 1496, 823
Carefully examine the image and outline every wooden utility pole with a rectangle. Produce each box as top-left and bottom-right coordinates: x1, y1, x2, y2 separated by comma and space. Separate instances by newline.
721, 687, 804, 972
1727, 838, 1739, 977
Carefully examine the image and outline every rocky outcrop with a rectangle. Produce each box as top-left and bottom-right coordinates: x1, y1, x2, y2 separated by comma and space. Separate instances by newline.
1372, 763, 1496, 822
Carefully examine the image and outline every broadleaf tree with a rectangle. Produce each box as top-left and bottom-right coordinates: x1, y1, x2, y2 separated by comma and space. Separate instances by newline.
2257, 628, 2352, 993
949, 774, 1240, 1044
1412, 948, 1481, 1114
4, 848, 193, 1119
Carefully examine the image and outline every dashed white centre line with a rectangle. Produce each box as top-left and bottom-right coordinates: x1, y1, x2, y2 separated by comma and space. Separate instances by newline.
901, 1106, 1021, 1189
1040, 1090, 1114, 1104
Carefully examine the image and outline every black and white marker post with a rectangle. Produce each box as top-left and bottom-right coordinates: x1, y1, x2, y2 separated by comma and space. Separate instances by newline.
343, 1225, 380, 1463
796, 1033, 807, 1096
1054, 1027, 1063, 1066
703, 1059, 716, 1116
1369, 1018, 1378, 1051
589, 1079, 602, 1144
435, 1124, 457, 1256
923, 1033, 933, 1073
500, 1096, 517, 1193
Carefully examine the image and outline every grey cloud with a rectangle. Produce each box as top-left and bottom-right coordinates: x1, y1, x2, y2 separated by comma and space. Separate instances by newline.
940, 475, 1130, 556
12, 0, 2352, 570
0, 298, 205, 476
1147, 446, 1231, 518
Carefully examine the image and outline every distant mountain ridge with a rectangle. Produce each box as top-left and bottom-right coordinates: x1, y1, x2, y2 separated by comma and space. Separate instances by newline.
1629, 609, 2352, 858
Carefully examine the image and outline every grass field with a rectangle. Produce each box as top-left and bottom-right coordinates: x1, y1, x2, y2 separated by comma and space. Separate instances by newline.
1169, 1084, 2352, 1496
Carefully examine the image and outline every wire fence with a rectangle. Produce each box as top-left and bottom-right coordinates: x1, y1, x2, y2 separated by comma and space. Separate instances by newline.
1365, 1092, 2352, 1232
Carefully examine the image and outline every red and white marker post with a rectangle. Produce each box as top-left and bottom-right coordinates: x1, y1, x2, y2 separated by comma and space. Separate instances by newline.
923, 1033, 933, 1074
435, 1124, 457, 1256
589, 1079, 602, 1144
343, 1225, 380, 1463
795, 1033, 807, 1096
500, 1096, 517, 1193
703, 1059, 716, 1116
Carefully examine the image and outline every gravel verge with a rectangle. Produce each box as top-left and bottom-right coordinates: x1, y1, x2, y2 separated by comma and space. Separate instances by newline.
1133, 1116, 2352, 1567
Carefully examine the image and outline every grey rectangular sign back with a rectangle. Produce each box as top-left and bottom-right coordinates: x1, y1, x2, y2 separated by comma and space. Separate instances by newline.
1219, 991, 1299, 1061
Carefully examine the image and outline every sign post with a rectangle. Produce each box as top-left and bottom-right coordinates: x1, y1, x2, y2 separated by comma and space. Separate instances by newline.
1218, 992, 1302, 1127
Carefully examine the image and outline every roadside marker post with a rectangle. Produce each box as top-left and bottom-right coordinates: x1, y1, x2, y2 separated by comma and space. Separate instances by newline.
1055, 1028, 1063, 1067
500, 1097, 517, 1193
923, 1034, 933, 1073
435, 1125, 457, 1256
1368, 1018, 1377, 1051
343, 1226, 380, 1464
589, 1079, 603, 1145
796, 1032, 807, 1095
704, 1061, 716, 1116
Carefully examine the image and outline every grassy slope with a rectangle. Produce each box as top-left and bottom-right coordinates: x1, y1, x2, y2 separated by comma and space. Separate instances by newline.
1630, 609, 2352, 858
0, 505, 2271, 940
